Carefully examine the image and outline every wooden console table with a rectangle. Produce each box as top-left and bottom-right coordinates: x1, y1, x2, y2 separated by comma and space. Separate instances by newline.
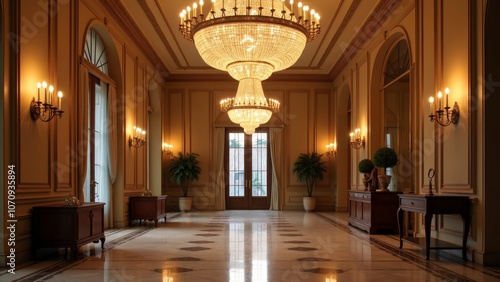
397, 194, 470, 260
348, 190, 401, 234
129, 195, 167, 227
32, 202, 105, 259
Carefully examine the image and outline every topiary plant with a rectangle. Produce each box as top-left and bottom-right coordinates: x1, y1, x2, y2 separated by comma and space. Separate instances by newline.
358, 159, 375, 174
373, 147, 398, 174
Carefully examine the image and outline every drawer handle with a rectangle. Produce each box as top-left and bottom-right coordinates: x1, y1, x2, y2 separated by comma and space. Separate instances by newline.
410, 201, 414, 205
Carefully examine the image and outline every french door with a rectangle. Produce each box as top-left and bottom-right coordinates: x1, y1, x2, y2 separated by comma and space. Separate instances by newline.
225, 128, 271, 210
85, 73, 110, 227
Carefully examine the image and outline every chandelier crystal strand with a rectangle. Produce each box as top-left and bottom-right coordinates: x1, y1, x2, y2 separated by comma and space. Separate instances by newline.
180, 0, 320, 134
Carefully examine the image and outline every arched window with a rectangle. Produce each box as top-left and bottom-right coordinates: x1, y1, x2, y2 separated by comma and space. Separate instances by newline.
381, 39, 411, 191
82, 28, 111, 229
84, 28, 108, 74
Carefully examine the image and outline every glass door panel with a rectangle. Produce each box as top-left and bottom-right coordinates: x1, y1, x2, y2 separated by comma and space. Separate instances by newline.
226, 129, 271, 209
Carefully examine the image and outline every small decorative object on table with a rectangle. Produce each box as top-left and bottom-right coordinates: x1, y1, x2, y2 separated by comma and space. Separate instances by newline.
64, 193, 80, 206
358, 159, 375, 191
142, 190, 153, 196
426, 168, 435, 196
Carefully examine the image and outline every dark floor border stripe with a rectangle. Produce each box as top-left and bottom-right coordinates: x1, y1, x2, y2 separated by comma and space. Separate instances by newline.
12, 212, 184, 282
314, 212, 477, 282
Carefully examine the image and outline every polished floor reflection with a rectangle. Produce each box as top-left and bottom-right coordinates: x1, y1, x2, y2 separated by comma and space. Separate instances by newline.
3, 211, 500, 281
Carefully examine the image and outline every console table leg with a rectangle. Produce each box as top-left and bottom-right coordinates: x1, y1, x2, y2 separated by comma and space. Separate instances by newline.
397, 207, 404, 248
461, 212, 470, 260
424, 212, 433, 260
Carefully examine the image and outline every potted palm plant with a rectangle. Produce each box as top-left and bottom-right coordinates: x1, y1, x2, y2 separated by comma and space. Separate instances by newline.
358, 159, 375, 191
373, 147, 398, 192
168, 152, 201, 211
292, 152, 327, 212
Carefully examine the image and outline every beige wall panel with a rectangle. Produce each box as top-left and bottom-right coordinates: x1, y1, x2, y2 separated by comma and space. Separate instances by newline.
288, 90, 309, 186
442, 0, 470, 188
125, 53, 136, 189
316, 91, 330, 185
190, 90, 210, 184
191, 186, 215, 211
56, 0, 73, 190
136, 67, 145, 190
169, 91, 184, 153
421, 0, 436, 193
19, 1, 51, 186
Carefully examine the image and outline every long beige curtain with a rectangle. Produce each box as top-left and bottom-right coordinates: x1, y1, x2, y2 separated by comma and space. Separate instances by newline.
107, 85, 117, 183
214, 127, 226, 210
269, 128, 284, 210
77, 65, 89, 201
106, 85, 117, 228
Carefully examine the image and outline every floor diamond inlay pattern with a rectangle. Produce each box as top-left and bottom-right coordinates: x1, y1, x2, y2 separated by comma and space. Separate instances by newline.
167, 257, 201, 261
288, 247, 318, 252
179, 247, 211, 251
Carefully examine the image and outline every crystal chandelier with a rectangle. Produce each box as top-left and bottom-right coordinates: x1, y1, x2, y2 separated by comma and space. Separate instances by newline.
179, 0, 321, 134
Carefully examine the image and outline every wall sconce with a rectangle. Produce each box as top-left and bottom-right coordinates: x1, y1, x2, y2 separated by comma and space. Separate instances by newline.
349, 128, 365, 149
428, 87, 460, 126
129, 126, 146, 148
162, 143, 173, 157
30, 81, 64, 122
326, 142, 336, 157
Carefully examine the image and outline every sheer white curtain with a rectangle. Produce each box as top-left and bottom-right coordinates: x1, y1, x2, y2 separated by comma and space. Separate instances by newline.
214, 128, 226, 210
269, 128, 284, 210
99, 81, 111, 228
78, 65, 89, 201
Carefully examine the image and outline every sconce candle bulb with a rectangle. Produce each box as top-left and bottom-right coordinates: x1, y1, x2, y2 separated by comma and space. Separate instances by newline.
30, 81, 64, 122
326, 142, 336, 157
129, 126, 147, 148
428, 87, 459, 126
349, 128, 365, 149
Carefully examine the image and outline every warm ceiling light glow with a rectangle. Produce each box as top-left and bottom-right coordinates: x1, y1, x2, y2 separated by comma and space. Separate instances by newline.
179, 0, 320, 134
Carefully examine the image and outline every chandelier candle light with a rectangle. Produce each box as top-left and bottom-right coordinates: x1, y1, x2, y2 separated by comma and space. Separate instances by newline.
179, 0, 321, 134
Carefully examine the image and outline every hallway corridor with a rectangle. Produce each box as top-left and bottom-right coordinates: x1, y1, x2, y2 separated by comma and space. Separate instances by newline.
2, 211, 499, 281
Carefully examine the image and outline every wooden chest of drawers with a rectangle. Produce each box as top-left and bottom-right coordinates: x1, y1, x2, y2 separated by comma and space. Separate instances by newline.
129, 195, 167, 227
348, 190, 402, 234
31, 202, 105, 259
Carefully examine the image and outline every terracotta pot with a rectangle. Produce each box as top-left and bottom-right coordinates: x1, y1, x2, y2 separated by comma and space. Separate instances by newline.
378, 175, 392, 192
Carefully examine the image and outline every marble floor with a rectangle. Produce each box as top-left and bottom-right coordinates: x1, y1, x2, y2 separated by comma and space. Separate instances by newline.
2, 211, 500, 281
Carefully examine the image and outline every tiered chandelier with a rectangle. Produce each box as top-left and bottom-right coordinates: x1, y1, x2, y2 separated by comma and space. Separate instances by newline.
179, 0, 321, 134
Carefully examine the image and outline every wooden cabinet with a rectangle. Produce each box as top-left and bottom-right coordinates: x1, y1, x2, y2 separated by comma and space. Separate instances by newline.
397, 194, 471, 260
348, 190, 402, 234
31, 202, 105, 259
129, 195, 167, 227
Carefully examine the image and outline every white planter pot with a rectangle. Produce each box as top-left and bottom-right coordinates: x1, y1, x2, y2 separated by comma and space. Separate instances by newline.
303, 196, 317, 212
179, 197, 193, 212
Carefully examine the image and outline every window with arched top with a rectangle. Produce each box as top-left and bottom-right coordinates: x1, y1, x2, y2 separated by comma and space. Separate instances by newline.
84, 28, 108, 74
381, 39, 411, 192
